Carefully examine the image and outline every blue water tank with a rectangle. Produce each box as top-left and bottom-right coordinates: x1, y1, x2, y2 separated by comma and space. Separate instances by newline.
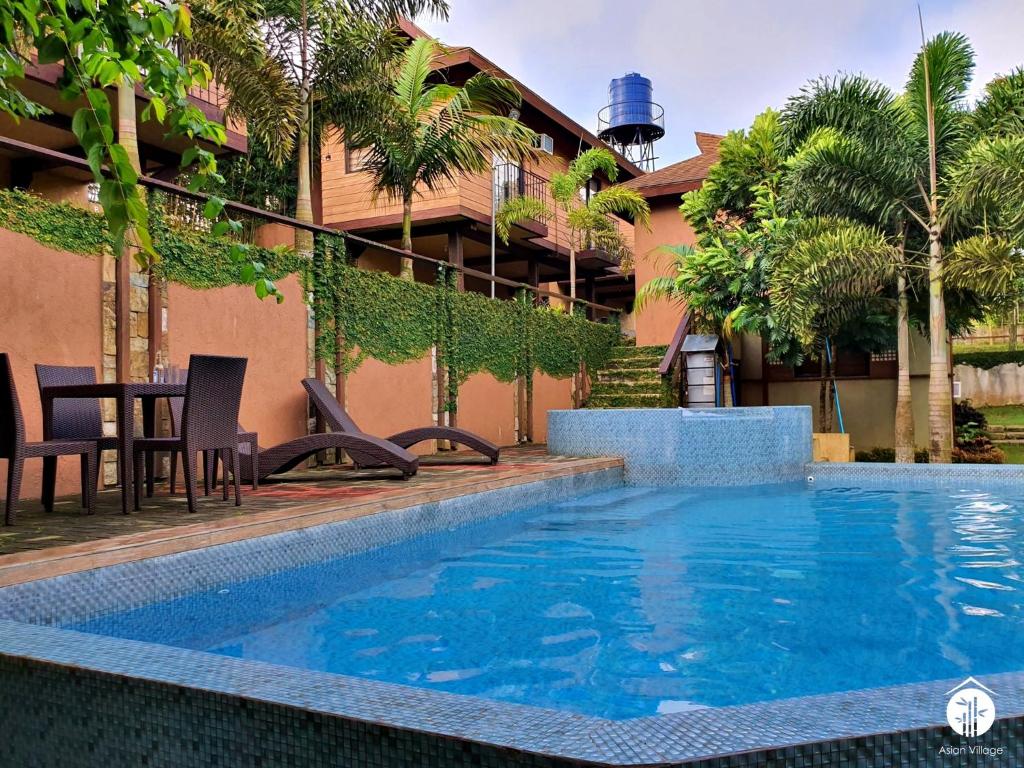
598, 73, 664, 145
608, 73, 654, 129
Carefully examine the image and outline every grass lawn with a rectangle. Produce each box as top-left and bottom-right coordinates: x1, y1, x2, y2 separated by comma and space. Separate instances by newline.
978, 405, 1024, 464
1000, 443, 1024, 464
979, 404, 1024, 427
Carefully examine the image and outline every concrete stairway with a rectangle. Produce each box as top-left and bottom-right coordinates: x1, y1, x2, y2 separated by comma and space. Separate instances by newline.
986, 424, 1024, 445
586, 344, 671, 408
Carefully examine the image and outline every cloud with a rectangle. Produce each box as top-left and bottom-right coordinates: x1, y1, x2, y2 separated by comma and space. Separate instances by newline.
418, 0, 1024, 163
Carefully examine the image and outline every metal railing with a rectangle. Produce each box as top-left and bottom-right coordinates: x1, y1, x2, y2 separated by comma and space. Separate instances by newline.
0, 136, 618, 315
493, 162, 548, 208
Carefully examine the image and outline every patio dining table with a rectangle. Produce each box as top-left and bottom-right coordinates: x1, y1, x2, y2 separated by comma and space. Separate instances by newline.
39, 382, 187, 516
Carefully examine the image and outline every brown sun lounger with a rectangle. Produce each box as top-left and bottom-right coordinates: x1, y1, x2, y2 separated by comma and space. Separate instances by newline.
235, 431, 419, 482
303, 378, 500, 467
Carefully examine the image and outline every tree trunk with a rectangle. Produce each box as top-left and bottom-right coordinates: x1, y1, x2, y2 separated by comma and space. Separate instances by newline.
927, 228, 953, 462
818, 354, 830, 433
117, 83, 141, 173
1010, 301, 1019, 352
569, 246, 577, 300
116, 82, 140, 383
400, 194, 414, 279
894, 268, 915, 462
295, 102, 314, 256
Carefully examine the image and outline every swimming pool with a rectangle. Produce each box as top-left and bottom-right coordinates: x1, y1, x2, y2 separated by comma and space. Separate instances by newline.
2, 408, 1022, 766
66, 481, 1023, 720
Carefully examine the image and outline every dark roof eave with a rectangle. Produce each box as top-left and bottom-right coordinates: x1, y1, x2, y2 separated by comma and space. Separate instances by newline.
631, 178, 705, 201
432, 48, 645, 181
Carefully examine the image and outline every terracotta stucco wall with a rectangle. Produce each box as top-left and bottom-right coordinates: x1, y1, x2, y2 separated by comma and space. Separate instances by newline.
0, 231, 103, 500
166, 275, 308, 450
531, 373, 573, 444
346, 356, 435, 454
457, 373, 516, 448
632, 200, 695, 347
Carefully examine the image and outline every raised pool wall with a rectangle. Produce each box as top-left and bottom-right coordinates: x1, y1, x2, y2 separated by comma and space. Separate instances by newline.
548, 406, 813, 485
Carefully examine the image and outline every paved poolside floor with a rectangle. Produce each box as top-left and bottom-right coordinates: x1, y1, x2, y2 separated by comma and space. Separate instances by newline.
0, 445, 621, 586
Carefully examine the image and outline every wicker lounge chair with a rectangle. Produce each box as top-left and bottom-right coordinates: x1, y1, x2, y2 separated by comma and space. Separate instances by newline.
34, 364, 118, 512
132, 355, 247, 513
2, 354, 98, 524
302, 378, 500, 466
189, 391, 418, 486
234, 430, 419, 483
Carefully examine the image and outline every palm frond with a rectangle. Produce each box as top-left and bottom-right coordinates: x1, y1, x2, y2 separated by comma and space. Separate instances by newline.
946, 235, 1024, 298
394, 37, 436, 113
769, 220, 898, 349
946, 136, 1024, 233
905, 31, 975, 164
495, 195, 551, 244
973, 67, 1024, 138
635, 276, 685, 312
588, 185, 651, 229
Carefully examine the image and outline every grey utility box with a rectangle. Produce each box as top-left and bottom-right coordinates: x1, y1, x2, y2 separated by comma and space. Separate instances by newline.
682, 334, 722, 409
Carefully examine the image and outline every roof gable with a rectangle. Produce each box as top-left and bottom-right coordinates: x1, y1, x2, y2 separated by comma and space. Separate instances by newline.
620, 132, 723, 199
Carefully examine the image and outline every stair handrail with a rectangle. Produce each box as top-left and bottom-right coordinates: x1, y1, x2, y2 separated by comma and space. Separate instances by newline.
658, 310, 692, 376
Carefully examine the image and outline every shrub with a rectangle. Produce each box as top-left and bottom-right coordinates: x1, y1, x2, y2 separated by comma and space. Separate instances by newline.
854, 447, 929, 463
954, 350, 1024, 370
954, 399, 988, 429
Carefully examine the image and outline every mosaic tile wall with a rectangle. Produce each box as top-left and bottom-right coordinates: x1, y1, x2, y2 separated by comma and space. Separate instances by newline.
547, 407, 813, 486
1, 651, 1021, 767
808, 460, 1024, 488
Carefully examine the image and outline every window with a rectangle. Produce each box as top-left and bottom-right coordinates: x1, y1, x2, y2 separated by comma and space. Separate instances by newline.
793, 348, 871, 378
345, 146, 371, 173
579, 177, 601, 203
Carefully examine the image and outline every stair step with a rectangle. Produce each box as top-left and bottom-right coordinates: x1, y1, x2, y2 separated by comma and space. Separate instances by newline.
605, 357, 662, 370
596, 369, 661, 383
590, 382, 663, 396
992, 439, 1024, 445
585, 392, 665, 408
608, 345, 668, 360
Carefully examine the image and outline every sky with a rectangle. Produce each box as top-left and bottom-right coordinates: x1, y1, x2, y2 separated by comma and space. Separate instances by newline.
417, 0, 1024, 167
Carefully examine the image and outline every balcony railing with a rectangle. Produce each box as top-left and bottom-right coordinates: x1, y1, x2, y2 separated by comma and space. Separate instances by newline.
493, 162, 548, 207
170, 37, 230, 110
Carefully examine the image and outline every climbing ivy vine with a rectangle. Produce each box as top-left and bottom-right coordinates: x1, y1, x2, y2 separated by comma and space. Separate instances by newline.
0, 188, 111, 256
1, 190, 620, 414
148, 191, 302, 291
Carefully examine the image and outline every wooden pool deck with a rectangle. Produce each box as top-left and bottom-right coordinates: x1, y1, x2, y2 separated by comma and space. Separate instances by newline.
0, 445, 621, 587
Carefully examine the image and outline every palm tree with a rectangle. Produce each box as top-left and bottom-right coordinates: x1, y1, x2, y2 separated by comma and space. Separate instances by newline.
781, 32, 992, 463
781, 76, 922, 460
188, 0, 449, 254
496, 148, 651, 299
350, 36, 537, 277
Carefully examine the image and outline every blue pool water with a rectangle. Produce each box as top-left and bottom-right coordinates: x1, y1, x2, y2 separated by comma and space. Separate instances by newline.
69, 483, 1024, 719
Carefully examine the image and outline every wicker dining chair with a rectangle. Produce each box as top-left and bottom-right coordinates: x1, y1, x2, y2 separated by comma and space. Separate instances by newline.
34, 364, 118, 512
166, 397, 258, 495
132, 354, 247, 513
1, 354, 98, 525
